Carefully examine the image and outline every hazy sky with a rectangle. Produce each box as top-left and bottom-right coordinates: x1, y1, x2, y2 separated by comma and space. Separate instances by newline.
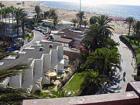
46, 0, 140, 5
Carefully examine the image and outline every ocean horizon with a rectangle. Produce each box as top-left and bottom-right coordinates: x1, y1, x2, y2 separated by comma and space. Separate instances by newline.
41, 1, 140, 20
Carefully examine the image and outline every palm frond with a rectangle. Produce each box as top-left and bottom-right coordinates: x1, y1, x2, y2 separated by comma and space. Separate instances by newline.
0, 65, 28, 81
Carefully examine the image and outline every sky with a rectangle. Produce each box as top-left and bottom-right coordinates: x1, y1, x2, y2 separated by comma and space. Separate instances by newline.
45, 0, 140, 6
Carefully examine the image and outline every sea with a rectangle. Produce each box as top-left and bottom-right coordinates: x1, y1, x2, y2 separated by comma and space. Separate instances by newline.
41, 1, 140, 20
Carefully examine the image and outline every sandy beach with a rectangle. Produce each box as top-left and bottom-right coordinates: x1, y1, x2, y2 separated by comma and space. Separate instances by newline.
1, 1, 128, 34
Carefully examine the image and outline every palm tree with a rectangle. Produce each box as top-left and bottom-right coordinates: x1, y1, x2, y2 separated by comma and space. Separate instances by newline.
71, 18, 78, 29
0, 6, 27, 40
83, 20, 88, 28
53, 15, 58, 29
44, 11, 49, 19
0, 3, 4, 8
15, 8, 22, 36
0, 65, 27, 82
4, 7, 12, 36
35, 5, 41, 22
2, 7, 8, 37
0, 8, 4, 35
97, 15, 113, 38
76, 11, 84, 27
15, 8, 26, 37
89, 16, 97, 25
82, 15, 114, 51
20, 11, 27, 36
133, 21, 140, 38
126, 17, 135, 36
48, 9, 57, 19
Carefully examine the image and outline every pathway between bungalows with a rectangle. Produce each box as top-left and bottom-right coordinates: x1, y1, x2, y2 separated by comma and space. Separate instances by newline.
21, 30, 44, 51
112, 34, 135, 93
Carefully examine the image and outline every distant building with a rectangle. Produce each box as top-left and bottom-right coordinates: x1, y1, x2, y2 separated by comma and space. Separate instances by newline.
0, 17, 22, 38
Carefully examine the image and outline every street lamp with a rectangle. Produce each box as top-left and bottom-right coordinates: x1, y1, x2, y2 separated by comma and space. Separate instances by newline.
80, 0, 81, 12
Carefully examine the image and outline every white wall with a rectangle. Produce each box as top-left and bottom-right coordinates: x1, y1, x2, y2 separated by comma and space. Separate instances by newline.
41, 54, 51, 84
57, 46, 64, 61
42, 54, 51, 73
9, 73, 22, 88
7, 44, 65, 91
22, 60, 34, 92
32, 59, 43, 92
50, 49, 58, 69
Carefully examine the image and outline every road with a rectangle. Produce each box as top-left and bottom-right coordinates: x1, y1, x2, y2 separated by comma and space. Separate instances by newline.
112, 34, 136, 93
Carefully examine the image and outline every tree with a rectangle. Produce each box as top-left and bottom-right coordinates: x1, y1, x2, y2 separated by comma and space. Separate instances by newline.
83, 70, 109, 95
82, 48, 121, 94
15, 8, 24, 36
0, 7, 14, 36
82, 15, 114, 52
133, 21, 140, 38
125, 17, 135, 36
0, 7, 7, 36
96, 15, 113, 38
71, 18, 78, 28
76, 11, 84, 27
0, 7, 26, 37
89, 16, 97, 25
20, 11, 27, 36
83, 20, 88, 28
48, 9, 57, 19
44, 11, 49, 19
53, 15, 58, 29
0, 3, 4, 8
35, 5, 41, 21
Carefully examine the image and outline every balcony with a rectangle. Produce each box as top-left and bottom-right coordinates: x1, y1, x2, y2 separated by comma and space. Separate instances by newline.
23, 82, 140, 105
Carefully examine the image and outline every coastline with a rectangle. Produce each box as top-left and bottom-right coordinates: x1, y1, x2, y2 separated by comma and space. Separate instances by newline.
40, 2, 128, 34
1, 1, 128, 34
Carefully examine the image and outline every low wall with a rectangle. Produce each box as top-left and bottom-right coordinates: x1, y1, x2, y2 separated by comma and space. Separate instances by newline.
23, 91, 140, 105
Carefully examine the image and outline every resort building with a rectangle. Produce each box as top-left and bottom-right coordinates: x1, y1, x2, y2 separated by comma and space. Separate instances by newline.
0, 38, 69, 92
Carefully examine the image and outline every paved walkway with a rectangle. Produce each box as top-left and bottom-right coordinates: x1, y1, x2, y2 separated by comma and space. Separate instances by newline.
21, 30, 44, 51
112, 34, 136, 93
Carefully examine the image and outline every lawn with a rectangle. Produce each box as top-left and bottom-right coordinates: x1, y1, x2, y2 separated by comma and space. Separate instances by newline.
63, 71, 88, 95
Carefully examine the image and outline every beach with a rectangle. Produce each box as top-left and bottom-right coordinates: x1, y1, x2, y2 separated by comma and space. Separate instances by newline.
1, 1, 128, 34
